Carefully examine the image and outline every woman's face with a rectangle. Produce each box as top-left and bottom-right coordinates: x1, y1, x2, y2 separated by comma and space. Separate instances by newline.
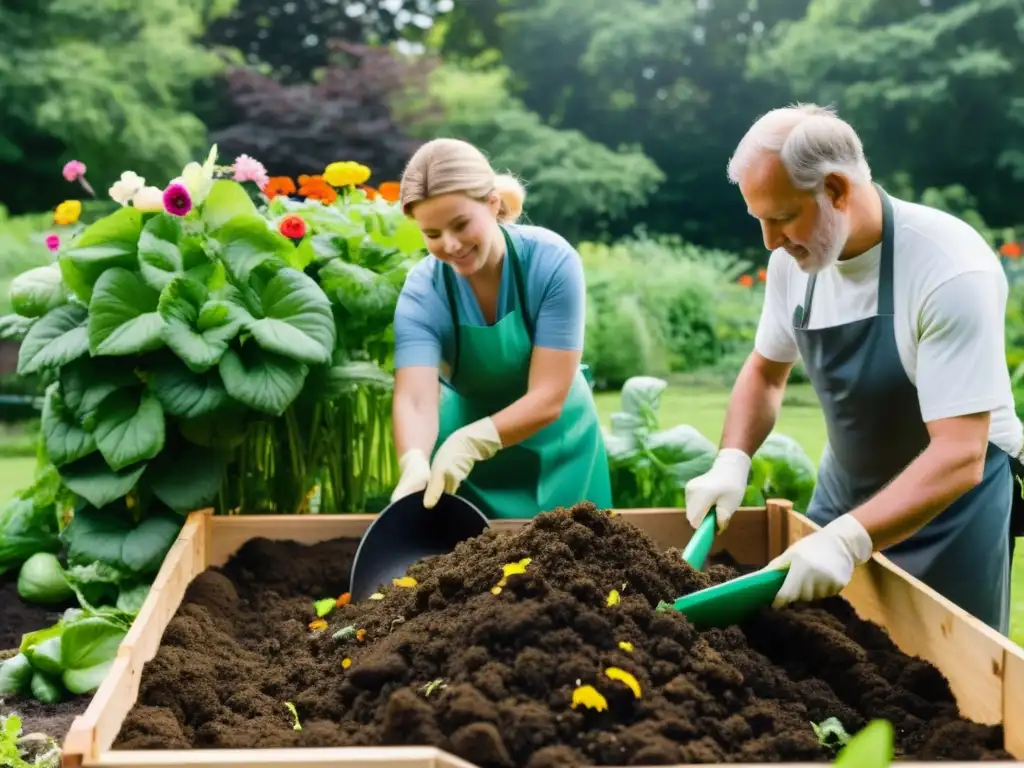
412, 192, 501, 276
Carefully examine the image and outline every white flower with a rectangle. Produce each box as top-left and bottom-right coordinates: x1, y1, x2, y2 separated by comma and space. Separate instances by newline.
177, 145, 218, 205
109, 171, 146, 205
132, 186, 164, 212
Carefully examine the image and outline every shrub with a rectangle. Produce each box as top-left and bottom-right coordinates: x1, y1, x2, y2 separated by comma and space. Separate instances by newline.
579, 234, 757, 389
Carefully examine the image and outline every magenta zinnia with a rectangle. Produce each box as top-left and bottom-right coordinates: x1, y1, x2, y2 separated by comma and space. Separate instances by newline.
163, 184, 192, 217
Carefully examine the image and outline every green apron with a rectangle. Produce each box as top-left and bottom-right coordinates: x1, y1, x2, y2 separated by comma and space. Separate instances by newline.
434, 226, 613, 519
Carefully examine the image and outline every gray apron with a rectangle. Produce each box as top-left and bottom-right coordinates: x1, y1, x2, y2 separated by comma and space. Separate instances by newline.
795, 184, 1011, 635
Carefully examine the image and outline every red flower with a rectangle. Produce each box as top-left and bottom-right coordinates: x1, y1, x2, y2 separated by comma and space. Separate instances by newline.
1000, 242, 1021, 259
279, 214, 307, 239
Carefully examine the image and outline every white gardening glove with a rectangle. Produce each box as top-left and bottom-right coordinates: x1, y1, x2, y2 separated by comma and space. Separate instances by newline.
684, 448, 751, 533
390, 449, 432, 503
423, 417, 502, 508
765, 514, 874, 609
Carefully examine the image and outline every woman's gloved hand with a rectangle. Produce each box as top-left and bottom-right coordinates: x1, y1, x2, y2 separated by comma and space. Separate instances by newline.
390, 449, 432, 503
424, 417, 502, 508
684, 448, 751, 532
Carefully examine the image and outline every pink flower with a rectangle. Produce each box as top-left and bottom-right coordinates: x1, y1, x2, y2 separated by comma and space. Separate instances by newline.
45, 234, 60, 252
163, 183, 192, 217
232, 154, 270, 190
62, 160, 86, 182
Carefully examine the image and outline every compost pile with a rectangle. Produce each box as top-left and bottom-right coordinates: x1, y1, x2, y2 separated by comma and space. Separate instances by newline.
113, 503, 1010, 766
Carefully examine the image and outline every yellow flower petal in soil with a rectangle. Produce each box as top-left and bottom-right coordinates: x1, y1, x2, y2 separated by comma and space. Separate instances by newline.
606, 589, 620, 607
308, 619, 328, 631
605, 667, 641, 698
369, 592, 385, 600
342, 658, 352, 669
618, 641, 634, 652
502, 558, 532, 578
490, 586, 502, 595
571, 684, 608, 712
393, 576, 417, 588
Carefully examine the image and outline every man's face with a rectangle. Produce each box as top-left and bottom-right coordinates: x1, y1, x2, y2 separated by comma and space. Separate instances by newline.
738, 154, 849, 274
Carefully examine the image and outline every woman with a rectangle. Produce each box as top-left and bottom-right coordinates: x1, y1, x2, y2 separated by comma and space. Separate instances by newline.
389, 137, 612, 518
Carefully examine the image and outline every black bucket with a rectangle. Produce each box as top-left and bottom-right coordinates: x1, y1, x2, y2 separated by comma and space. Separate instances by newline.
348, 490, 490, 602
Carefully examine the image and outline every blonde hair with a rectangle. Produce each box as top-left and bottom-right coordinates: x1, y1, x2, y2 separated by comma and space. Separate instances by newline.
400, 138, 526, 224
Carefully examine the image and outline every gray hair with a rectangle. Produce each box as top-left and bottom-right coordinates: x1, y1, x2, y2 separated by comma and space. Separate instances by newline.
726, 103, 872, 190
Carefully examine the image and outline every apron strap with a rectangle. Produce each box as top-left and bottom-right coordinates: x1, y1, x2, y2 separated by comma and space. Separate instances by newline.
794, 183, 895, 328
441, 225, 533, 382
875, 183, 896, 316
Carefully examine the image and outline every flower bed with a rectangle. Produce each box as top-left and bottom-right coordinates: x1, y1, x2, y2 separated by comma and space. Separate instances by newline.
106, 504, 1011, 766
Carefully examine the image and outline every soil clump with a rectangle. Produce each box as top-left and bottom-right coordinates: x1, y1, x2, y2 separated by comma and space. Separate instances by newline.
113, 504, 1011, 765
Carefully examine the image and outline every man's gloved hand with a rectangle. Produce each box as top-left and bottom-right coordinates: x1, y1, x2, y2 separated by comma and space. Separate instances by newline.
765, 514, 874, 608
424, 417, 502, 508
390, 449, 432, 503
684, 448, 751, 532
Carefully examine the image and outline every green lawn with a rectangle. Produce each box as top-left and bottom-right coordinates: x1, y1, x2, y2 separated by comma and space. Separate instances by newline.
595, 380, 1024, 648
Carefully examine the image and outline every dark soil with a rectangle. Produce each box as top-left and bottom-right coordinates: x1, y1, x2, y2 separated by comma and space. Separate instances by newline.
0, 572, 91, 740
113, 504, 1011, 765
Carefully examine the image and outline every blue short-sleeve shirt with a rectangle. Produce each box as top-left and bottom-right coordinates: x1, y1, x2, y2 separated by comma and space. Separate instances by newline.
393, 224, 586, 370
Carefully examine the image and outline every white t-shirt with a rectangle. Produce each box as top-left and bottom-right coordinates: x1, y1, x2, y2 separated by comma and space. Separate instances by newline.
755, 195, 1023, 458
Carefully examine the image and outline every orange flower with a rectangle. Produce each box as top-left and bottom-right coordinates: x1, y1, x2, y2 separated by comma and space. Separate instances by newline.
299, 174, 338, 205
263, 176, 296, 200
757, 268, 767, 281
738, 275, 754, 287
1000, 242, 1021, 259
378, 182, 401, 203
336, 592, 351, 608
361, 186, 378, 200
356, 628, 366, 642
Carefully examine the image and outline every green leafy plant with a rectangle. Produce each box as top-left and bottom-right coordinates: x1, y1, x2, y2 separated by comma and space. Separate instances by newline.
833, 719, 893, 767
603, 376, 816, 510
0, 606, 133, 704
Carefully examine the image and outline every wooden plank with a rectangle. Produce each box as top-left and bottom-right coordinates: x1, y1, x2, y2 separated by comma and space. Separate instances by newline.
207, 513, 377, 566
87, 746, 471, 768
788, 511, 1024, 736
1000, 622, 1024, 758
765, 498, 791, 560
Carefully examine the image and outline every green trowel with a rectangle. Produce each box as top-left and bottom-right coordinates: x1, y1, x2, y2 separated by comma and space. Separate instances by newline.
672, 507, 788, 629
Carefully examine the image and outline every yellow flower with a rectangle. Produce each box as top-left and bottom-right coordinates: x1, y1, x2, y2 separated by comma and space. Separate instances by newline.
393, 576, 417, 588
308, 619, 328, 632
342, 657, 352, 669
54, 200, 81, 226
618, 641, 634, 653
571, 684, 608, 711
323, 161, 371, 187
606, 589, 620, 607
605, 667, 641, 698
369, 592, 385, 600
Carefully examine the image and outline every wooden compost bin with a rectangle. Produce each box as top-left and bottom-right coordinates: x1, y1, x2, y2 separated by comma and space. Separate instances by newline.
61, 500, 1024, 768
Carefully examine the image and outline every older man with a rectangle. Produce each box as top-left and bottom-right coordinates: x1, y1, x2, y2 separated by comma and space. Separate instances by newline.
684, 103, 1021, 634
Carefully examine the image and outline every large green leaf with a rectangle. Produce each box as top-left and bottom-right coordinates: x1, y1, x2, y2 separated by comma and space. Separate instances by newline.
138, 213, 212, 292
323, 360, 394, 397
248, 268, 335, 365
57, 454, 147, 509
214, 214, 294, 281
10, 264, 68, 318
42, 382, 97, 468
158, 276, 248, 373
146, 440, 229, 513
319, 259, 400, 343
60, 616, 128, 695
63, 506, 183, 575
92, 389, 166, 471
0, 314, 35, 342
17, 303, 90, 375
179, 405, 250, 449
202, 180, 258, 231
0, 496, 61, 574
148, 356, 228, 419
219, 344, 308, 416
59, 206, 144, 302
88, 268, 166, 356
60, 360, 140, 432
